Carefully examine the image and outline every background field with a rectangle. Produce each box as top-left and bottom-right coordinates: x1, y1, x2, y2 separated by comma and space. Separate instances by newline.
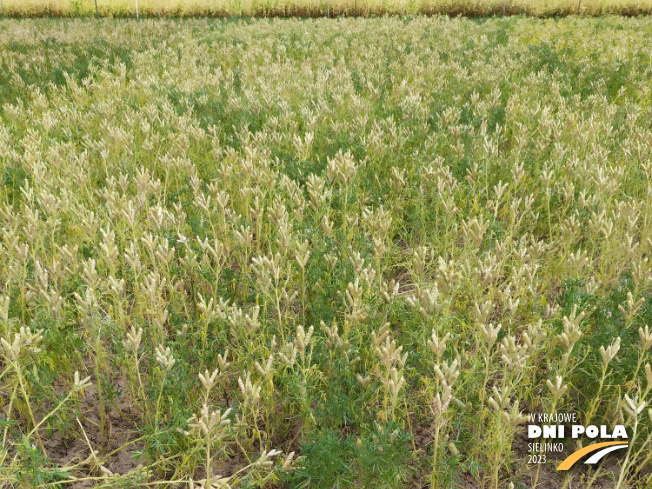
1, 14, 652, 489
3, 0, 652, 17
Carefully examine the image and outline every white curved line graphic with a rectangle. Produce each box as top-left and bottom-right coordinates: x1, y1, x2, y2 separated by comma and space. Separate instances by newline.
584, 444, 628, 465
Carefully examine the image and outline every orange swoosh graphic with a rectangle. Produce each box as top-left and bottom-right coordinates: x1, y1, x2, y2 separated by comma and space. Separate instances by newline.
557, 441, 628, 470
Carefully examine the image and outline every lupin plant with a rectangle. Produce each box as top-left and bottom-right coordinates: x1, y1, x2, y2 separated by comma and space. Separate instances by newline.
1, 15, 652, 489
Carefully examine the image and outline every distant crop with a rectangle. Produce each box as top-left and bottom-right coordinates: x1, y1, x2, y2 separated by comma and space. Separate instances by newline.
1, 15, 652, 489
3, 0, 652, 17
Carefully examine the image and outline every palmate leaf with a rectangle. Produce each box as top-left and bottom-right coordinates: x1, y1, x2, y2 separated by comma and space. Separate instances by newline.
0, 417, 16, 428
